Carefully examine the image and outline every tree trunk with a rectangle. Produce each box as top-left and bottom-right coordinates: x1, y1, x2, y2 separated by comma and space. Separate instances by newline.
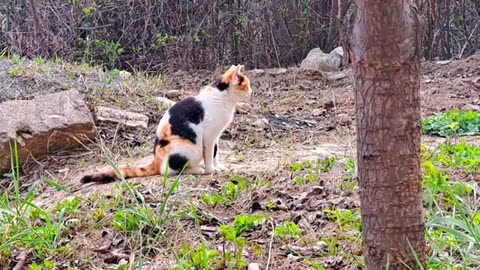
350, 1, 426, 269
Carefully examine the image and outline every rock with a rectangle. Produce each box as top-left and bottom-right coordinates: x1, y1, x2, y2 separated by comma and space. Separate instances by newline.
287, 253, 302, 262
252, 69, 265, 75
277, 68, 288, 74
329, 46, 344, 58
265, 68, 288, 75
436, 60, 451, 65
165, 89, 181, 99
300, 48, 342, 72
94, 106, 149, 129
248, 263, 261, 270
324, 71, 346, 81
462, 104, 480, 111
156, 97, 176, 107
118, 70, 131, 80
253, 118, 269, 129
0, 90, 95, 173
236, 102, 253, 114
312, 109, 325, 117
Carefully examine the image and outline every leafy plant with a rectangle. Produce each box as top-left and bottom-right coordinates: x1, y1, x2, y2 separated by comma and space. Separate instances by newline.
422, 110, 480, 137
275, 221, 302, 239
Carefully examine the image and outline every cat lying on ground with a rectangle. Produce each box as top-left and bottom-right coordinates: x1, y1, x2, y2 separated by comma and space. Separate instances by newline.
81, 64, 252, 184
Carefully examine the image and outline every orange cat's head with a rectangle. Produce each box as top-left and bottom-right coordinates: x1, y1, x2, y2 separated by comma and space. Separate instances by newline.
220, 64, 252, 100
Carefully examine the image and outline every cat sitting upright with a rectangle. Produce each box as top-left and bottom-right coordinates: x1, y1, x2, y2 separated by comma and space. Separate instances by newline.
81, 64, 252, 184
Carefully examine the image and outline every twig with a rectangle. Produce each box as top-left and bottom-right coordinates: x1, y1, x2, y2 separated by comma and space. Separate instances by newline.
265, 220, 275, 270
12, 250, 28, 270
459, 22, 479, 58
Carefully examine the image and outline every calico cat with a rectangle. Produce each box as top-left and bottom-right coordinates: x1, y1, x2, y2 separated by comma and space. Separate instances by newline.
81, 64, 252, 184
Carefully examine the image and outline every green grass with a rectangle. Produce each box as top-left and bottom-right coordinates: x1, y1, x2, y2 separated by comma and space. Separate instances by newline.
422, 109, 480, 137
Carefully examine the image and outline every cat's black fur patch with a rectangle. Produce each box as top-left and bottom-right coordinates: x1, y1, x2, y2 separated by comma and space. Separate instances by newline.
238, 76, 244, 85
169, 153, 189, 171
211, 78, 229, 91
214, 144, 218, 158
153, 137, 169, 154
169, 97, 205, 143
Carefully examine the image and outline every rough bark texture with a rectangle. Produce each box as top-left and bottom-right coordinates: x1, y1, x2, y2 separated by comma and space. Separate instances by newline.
350, 1, 426, 269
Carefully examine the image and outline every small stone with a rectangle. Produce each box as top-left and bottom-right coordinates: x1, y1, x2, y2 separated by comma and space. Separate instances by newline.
95, 106, 149, 129
436, 60, 451, 65
165, 89, 181, 98
252, 69, 265, 75
248, 263, 261, 270
118, 70, 131, 80
253, 118, 268, 129
325, 71, 346, 81
277, 68, 288, 74
118, 258, 128, 265
156, 97, 176, 107
312, 109, 325, 117
236, 102, 253, 113
287, 253, 302, 262
462, 104, 480, 111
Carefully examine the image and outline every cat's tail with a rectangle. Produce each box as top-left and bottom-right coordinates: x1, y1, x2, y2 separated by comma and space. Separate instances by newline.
80, 158, 162, 184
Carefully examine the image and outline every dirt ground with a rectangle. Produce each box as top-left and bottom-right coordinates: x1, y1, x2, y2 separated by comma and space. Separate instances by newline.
1, 54, 480, 269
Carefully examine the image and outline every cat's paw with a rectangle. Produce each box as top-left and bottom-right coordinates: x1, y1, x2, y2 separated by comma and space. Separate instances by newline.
205, 165, 218, 174
185, 166, 205, 175
215, 163, 227, 171
205, 166, 221, 174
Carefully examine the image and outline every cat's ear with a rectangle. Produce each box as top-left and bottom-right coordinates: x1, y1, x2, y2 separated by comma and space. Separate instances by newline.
235, 65, 244, 75
223, 65, 239, 83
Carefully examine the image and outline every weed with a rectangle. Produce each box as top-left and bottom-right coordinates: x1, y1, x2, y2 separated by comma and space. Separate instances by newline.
233, 213, 267, 236
8, 66, 26, 77
435, 140, 480, 173
34, 56, 46, 65
291, 156, 338, 184
422, 109, 480, 137
201, 176, 250, 207
11, 53, 22, 65
275, 221, 302, 239
324, 208, 362, 233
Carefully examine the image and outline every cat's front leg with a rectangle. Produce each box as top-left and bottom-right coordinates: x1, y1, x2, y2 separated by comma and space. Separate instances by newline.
213, 141, 226, 171
203, 139, 217, 174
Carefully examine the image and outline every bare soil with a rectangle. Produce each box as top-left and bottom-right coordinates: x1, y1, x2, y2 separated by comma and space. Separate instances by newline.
1, 54, 480, 269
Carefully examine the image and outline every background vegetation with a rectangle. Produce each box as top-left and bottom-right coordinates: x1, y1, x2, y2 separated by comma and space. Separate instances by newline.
0, 0, 479, 71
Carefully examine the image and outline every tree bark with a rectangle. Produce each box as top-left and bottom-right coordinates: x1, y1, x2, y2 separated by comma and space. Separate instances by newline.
350, 1, 426, 269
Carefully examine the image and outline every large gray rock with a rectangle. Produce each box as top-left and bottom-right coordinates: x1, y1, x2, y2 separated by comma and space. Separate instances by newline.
300, 47, 342, 71
0, 90, 95, 173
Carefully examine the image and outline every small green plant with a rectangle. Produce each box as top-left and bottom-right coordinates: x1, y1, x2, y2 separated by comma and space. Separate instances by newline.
233, 213, 266, 236
201, 176, 250, 207
323, 208, 362, 233
173, 243, 222, 270
275, 221, 302, 239
11, 53, 22, 65
291, 156, 338, 184
435, 140, 480, 173
8, 66, 26, 77
422, 109, 480, 137
107, 68, 121, 84
34, 56, 46, 65
219, 225, 248, 269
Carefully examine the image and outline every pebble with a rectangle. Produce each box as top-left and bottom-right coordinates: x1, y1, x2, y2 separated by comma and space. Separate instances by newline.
165, 89, 181, 98
248, 263, 261, 270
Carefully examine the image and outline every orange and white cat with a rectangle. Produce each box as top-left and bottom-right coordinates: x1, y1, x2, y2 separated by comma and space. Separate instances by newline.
81, 64, 252, 184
